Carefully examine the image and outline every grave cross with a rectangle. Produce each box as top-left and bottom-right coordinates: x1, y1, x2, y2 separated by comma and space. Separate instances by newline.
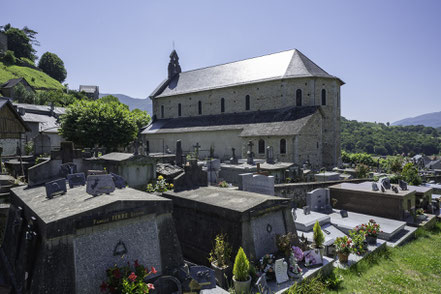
247, 140, 254, 165
193, 143, 201, 160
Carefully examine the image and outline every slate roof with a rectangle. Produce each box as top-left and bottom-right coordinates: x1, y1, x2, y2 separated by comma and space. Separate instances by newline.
151, 49, 344, 98
1, 78, 25, 89
14, 103, 65, 115
142, 106, 320, 136
0, 97, 31, 132
21, 112, 60, 132
79, 85, 99, 93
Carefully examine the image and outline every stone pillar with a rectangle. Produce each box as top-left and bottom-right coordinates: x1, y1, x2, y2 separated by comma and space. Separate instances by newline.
176, 140, 183, 167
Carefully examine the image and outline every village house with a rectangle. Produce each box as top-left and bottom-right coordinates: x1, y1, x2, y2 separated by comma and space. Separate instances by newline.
0, 78, 35, 100
143, 49, 344, 169
79, 85, 99, 100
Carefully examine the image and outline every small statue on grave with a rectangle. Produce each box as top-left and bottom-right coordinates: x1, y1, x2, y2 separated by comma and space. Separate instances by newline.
288, 252, 302, 279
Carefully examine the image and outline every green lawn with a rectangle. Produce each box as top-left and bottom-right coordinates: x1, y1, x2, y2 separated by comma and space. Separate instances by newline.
0, 61, 64, 90
326, 222, 441, 293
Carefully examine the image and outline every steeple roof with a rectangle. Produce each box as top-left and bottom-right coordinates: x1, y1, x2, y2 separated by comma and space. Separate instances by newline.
151, 49, 344, 98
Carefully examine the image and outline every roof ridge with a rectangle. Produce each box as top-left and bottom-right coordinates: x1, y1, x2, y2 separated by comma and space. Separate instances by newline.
295, 49, 331, 76
179, 48, 296, 74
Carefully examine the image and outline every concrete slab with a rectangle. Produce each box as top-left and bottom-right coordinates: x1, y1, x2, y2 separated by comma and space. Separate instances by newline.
335, 240, 386, 269
300, 223, 347, 247
329, 210, 406, 241
294, 209, 330, 232
386, 226, 417, 247
270, 256, 335, 294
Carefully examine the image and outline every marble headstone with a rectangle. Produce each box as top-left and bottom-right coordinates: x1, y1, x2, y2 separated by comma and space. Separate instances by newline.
240, 173, 274, 195
266, 146, 275, 164
274, 258, 289, 284
379, 177, 391, 190
307, 188, 332, 213
110, 172, 127, 189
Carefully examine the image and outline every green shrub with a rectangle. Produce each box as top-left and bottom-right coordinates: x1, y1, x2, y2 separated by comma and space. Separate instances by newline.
232, 247, 249, 281
286, 275, 325, 293
208, 233, 232, 268
24, 141, 34, 155
313, 221, 325, 248
3, 50, 16, 65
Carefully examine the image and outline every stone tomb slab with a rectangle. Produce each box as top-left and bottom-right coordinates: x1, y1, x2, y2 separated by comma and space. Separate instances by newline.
329, 210, 406, 241
300, 223, 347, 247
2, 185, 183, 294
294, 209, 330, 232
240, 173, 275, 196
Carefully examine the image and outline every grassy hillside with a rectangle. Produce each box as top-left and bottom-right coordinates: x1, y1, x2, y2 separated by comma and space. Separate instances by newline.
0, 61, 64, 90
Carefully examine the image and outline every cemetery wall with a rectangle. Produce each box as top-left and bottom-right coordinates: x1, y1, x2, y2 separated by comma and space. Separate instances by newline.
27, 157, 84, 186
274, 178, 368, 207
0, 138, 25, 156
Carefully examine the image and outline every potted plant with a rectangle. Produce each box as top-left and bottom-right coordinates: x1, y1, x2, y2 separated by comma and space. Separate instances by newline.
313, 221, 325, 258
349, 228, 367, 256
334, 236, 352, 264
276, 232, 296, 257
360, 219, 381, 245
208, 233, 232, 289
416, 208, 426, 221
258, 254, 275, 280
232, 247, 251, 294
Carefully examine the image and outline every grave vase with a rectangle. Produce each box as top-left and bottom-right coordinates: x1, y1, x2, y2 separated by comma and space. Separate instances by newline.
233, 275, 251, 294
211, 261, 231, 289
366, 235, 377, 245
337, 252, 349, 263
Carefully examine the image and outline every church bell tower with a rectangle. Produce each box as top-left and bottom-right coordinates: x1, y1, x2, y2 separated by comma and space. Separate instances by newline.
168, 50, 182, 79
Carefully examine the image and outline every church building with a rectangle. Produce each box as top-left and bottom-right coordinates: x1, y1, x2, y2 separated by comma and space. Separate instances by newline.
143, 49, 344, 168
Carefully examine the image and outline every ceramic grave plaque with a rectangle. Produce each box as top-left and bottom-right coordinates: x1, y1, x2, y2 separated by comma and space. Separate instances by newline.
110, 172, 127, 189
87, 169, 107, 176
86, 174, 115, 196
67, 172, 86, 188
45, 178, 67, 199
189, 266, 216, 290
399, 180, 408, 191
304, 249, 323, 267
274, 258, 289, 284
340, 210, 348, 218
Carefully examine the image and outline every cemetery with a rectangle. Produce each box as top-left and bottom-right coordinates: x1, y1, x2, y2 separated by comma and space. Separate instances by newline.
0, 136, 440, 293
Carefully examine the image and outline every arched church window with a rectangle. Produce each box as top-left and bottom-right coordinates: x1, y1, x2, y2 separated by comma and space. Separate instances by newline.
280, 139, 286, 154
245, 95, 250, 110
258, 139, 265, 154
178, 103, 182, 117
161, 105, 164, 118
296, 89, 302, 106
321, 89, 326, 106
198, 101, 202, 115
221, 98, 225, 113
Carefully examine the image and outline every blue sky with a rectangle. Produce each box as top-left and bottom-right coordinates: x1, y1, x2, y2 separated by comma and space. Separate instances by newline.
4, 0, 441, 123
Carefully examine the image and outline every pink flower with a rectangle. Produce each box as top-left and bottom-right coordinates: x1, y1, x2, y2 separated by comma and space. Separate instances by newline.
128, 272, 137, 282
151, 266, 157, 274
148, 283, 155, 290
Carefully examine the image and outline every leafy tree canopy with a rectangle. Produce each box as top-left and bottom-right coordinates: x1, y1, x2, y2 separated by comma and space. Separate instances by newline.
59, 100, 151, 151
38, 52, 67, 83
2, 26, 36, 61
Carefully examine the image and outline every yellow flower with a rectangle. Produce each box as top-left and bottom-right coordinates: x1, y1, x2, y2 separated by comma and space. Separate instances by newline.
158, 175, 164, 180
170, 183, 174, 188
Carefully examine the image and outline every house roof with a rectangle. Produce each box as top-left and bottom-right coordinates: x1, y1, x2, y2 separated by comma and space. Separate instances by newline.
21, 112, 60, 132
1, 77, 34, 92
151, 49, 344, 98
0, 97, 31, 134
79, 85, 99, 93
142, 105, 320, 136
14, 103, 65, 115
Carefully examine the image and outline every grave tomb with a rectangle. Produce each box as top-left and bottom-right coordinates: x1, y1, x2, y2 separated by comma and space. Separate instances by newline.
162, 186, 298, 265
0, 183, 183, 293
329, 181, 416, 221
306, 189, 333, 214
85, 152, 157, 189
239, 173, 275, 195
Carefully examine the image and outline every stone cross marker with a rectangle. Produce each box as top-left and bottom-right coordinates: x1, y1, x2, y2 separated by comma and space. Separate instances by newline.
176, 140, 183, 167
266, 146, 274, 164
193, 143, 201, 160
247, 140, 254, 165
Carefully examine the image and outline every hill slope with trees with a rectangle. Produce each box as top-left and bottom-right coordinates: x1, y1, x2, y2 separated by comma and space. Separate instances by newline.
341, 117, 441, 156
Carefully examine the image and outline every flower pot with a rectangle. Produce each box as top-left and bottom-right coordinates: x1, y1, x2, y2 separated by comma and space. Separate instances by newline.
337, 252, 349, 263
417, 214, 426, 221
211, 262, 231, 289
366, 235, 377, 245
233, 275, 251, 294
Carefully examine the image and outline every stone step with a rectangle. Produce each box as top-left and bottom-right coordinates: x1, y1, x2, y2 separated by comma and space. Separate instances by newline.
0, 185, 12, 193
0, 192, 9, 201
0, 175, 14, 186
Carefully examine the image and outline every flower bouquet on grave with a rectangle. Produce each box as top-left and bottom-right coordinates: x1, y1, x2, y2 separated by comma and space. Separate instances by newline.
334, 236, 353, 263
349, 228, 367, 256
288, 252, 303, 279
146, 175, 173, 193
258, 254, 275, 280
291, 246, 303, 262
101, 260, 156, 294
359, 219, 381, 245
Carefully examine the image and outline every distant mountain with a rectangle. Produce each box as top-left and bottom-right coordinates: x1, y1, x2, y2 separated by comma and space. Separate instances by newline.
392, 111, 441, 128
99, 93, 152, 114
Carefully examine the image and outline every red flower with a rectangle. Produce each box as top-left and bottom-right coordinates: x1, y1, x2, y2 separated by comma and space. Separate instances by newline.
113, 269, 121, 279
100, 282, 108, 292
151, 266, 157, 274
128, 272, 137, 282
134, 260, 140, 268
148, 283, 155, 290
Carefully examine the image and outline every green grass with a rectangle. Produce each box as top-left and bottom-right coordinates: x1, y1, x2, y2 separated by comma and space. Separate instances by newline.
0, 61, 64, 90
326, 222, 441, 293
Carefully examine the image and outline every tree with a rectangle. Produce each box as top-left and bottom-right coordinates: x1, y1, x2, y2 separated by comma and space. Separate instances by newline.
13, 83, 36, 104
131, 108, 151, 130
59, 100, 139, 151
4, 27, 36, 61
401, 162, 422, 186
38, 52, 67, 83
